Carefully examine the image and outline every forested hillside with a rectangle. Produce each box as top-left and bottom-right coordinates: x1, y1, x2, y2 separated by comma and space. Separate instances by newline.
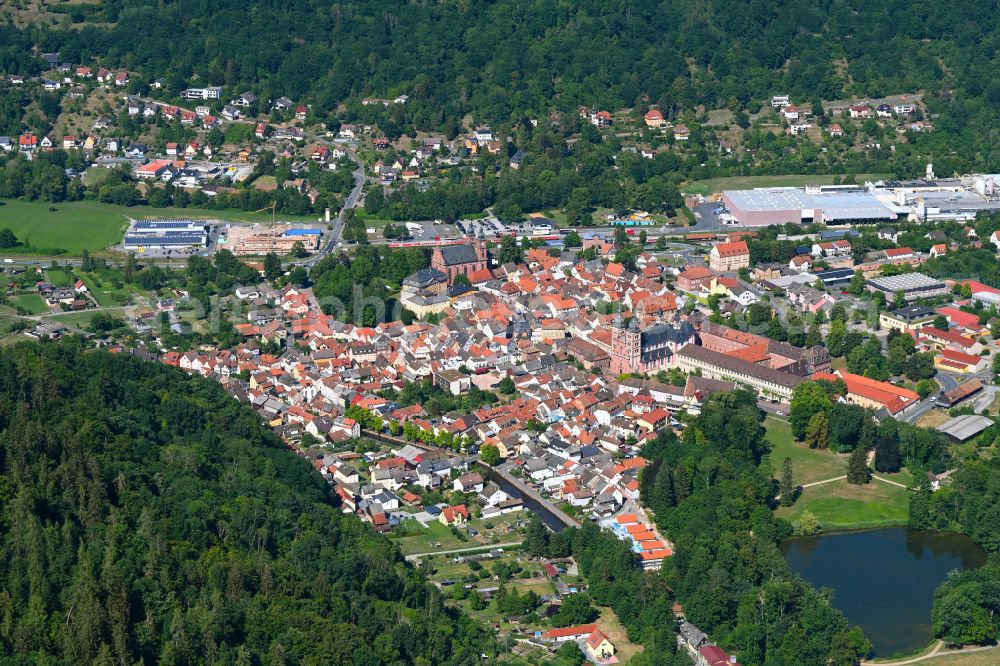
0, 1, 995, 173
17, 0, 981, 120
0, 340, 490, 664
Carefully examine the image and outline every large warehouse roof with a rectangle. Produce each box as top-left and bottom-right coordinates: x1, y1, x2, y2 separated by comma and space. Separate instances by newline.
866, 273, 945, 293
723, 188, 814, 212
810, 192, 895, 222
722, 187, 894, 221
133, 219, 208, 231
124, 233, 206, 247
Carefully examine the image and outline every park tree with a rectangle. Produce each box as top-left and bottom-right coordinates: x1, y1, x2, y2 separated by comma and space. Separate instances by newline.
497, 377, 515, 393
873, 435, 902, 473
792, 510, 821, 536
790, 381, 833, 440
480, 443, 501, 466
846, 445, 870, 484
805, 411, 831, 450
780, 457, 796, 507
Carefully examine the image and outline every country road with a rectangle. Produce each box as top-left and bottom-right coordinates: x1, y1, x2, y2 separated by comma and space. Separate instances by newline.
403, 541, 524, 562
299, 142, 367, 268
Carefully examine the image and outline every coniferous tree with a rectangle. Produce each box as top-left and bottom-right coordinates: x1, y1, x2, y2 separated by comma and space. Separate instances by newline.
673, 464, 692, 503
847, 445, 871, 484
805, 410, 831, 449
653, 462, 676, 509
780, 457, 796, 506
874, 435, 902, 473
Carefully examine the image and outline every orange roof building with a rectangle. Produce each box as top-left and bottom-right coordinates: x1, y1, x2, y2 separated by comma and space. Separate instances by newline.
812, 370, 919, 415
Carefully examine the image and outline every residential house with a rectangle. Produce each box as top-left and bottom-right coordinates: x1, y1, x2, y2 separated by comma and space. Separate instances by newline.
440, 504, 469, 526
708, 241, 750, 272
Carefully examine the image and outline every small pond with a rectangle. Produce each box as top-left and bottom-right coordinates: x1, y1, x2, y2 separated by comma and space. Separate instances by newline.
780, 527, 987, 657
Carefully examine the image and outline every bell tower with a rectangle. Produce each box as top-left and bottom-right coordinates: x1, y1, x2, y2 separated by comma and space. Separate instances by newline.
610, 313, 641, 374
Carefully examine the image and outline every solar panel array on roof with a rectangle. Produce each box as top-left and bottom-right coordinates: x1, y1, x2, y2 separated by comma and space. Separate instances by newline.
133, 219, 208, 231
124, 233, 206, 247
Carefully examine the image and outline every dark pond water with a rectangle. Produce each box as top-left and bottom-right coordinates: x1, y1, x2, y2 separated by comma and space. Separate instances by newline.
781, 527, 987, 658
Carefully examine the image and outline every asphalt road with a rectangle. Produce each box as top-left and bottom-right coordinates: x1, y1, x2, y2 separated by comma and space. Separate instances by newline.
300, 144, 367, 267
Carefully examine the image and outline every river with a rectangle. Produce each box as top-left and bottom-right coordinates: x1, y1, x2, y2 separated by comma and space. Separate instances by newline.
781, 527, 987, 658
487, 468, 568, 533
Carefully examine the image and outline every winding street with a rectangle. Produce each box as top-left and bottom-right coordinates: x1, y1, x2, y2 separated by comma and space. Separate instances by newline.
299, 143, 367, 267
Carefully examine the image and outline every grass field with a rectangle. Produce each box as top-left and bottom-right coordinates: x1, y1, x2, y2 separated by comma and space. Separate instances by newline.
917, 648, 1000, 666
594, 606, 643, 662
682, 173, 892, 196
47, 310, 101, 329
765, 417, 849, 486
777, 479, 910, 529
0, 199, 320, 255
81, 275, 142, 308
46, 269, 72, 286
917, 409, 952, 429
0, 200, 130, 253
392, 519, 476, 555
11, 293, 49, 314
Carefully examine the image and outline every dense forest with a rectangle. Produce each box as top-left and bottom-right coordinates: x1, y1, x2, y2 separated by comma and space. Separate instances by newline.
1, 0, 997, 179
0, 340, 492, 664
913, 457, 1000, 647
639, 391, 871, 665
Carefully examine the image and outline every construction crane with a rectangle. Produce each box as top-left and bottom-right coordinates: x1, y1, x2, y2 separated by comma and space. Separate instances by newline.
251, 201, 278, 254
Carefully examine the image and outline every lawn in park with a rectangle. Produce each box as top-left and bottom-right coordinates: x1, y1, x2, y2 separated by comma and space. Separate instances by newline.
766, 417, 912, 529
917, 649, 1000, 666
776, 478, 910, 530
765, 416, 848, 486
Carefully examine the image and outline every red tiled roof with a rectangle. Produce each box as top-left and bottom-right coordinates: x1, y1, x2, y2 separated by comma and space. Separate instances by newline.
712, 240, 749, 257
543, 624, 598, 639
